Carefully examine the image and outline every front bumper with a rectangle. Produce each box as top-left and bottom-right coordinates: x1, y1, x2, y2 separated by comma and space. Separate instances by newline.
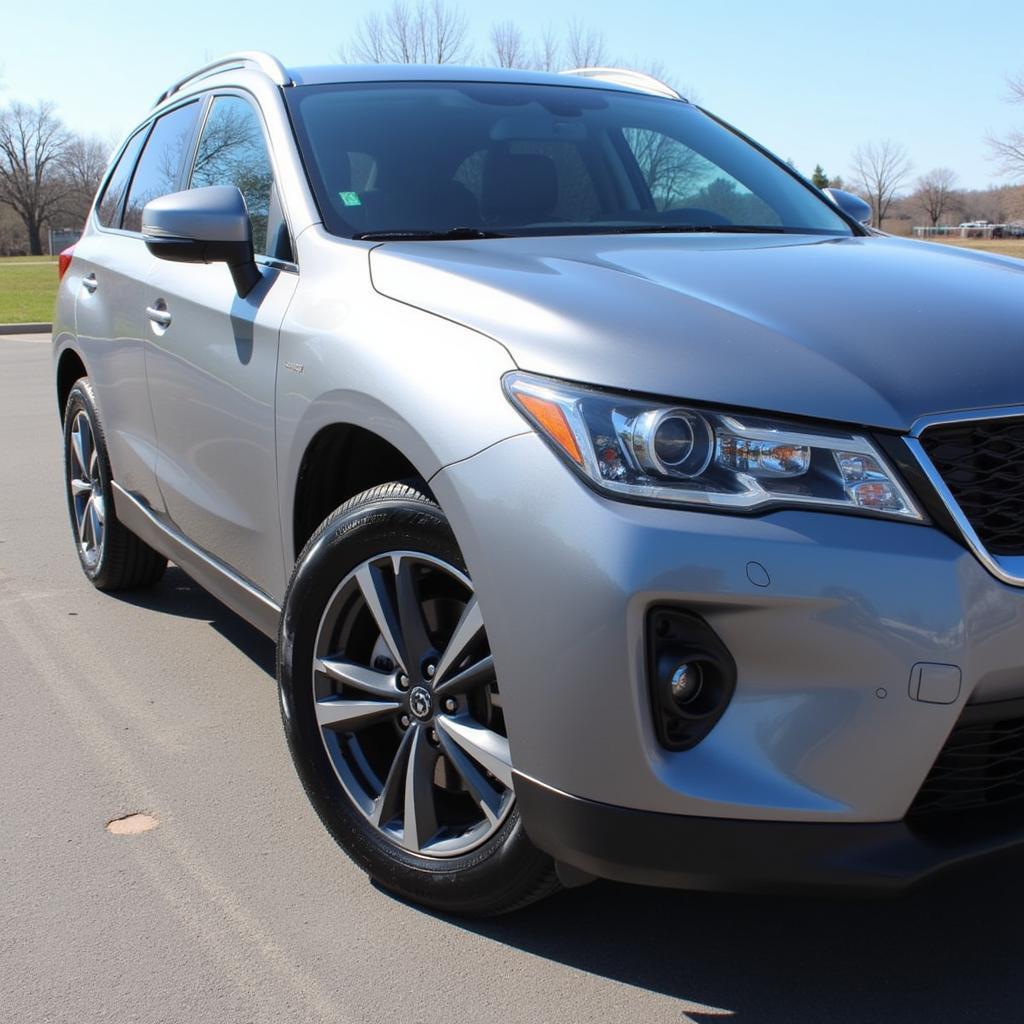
431, 429, 1024, 881
515, 773, 1024, 893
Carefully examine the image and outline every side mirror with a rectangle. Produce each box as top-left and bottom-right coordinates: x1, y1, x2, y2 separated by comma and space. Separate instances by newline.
142, 186, 261, 297
823, 188, 873, 227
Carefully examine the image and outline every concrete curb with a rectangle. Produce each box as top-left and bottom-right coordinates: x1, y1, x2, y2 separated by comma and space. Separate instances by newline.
0, 323, 51, 335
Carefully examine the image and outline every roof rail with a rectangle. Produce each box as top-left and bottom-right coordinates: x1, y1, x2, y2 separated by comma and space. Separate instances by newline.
559, 67, 684, 102
154, 51, 291, 108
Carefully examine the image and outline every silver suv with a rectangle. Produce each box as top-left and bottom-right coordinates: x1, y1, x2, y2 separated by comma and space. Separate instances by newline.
54, 52, 1024, 914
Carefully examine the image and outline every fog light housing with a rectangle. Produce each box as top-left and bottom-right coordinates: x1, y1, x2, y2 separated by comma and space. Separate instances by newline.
648, 608, 737, 751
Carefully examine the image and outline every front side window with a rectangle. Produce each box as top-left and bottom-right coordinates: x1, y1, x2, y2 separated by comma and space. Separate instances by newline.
122, 101, 201, 232
190, 95, 280, 257
286, 81, 853, 239
96, 128, 148, 228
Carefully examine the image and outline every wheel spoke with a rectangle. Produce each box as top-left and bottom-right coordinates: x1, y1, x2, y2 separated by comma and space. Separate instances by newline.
92, 495, 106, 526
78, 496, 93, 544
355, 563, 408, 675
437, 729, 504, 824
370, 725, 415, 827
434, 654, 495, 698
393, 555, 433, 670
70, 477, 92, 497
315, 695, 401, 731
435, 715, 514, 789
402, 725, 439, 851
316, 656, 400, 699
432, 597, 484, 686
79, 416, 94, 471
88, 500, 103, 548
70, 424, 88, 480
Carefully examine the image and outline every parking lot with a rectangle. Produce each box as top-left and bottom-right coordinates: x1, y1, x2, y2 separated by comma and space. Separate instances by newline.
2, 333, 1022, 1024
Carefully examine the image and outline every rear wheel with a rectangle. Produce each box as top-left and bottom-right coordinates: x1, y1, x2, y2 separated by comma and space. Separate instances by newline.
278, 482, 559, 915
62, 378, 167, 591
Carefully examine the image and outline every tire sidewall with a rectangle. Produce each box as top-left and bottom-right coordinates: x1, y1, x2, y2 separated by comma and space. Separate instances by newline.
278, 490, 545, 913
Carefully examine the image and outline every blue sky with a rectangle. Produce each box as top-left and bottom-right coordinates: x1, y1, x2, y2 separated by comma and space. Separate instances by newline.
3, 0, 1023, 190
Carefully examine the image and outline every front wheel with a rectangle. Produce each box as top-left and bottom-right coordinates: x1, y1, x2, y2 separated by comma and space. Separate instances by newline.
278, 482, 559, 915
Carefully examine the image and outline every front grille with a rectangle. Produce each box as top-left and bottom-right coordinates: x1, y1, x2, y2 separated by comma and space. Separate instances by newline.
909, 712, 1024, 819
920, 417, 1024, 556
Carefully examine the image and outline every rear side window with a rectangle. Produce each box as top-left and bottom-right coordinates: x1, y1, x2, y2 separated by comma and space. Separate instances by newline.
122, 101, 201, 233
96, 128, 147, 228
189, 95, 281, 258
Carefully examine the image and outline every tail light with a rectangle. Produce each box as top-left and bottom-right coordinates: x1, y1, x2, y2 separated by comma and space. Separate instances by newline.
57, 246, 75, 283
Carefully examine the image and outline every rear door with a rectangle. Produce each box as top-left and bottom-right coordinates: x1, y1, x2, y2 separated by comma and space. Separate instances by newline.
144, 93, 298, 599
71, 124, 160, 505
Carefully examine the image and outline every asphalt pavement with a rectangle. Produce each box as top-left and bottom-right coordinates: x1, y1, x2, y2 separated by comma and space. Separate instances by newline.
2, 335, 1022, 1023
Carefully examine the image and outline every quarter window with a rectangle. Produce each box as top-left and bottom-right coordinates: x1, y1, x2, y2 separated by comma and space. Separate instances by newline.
122, 101, 201, 233
190, 96, 281, 258
96, 128, 147, 229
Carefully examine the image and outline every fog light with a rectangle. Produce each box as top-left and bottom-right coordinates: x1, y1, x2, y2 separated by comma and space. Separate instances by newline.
669, 662, 704, 706
648, 608, 737, 751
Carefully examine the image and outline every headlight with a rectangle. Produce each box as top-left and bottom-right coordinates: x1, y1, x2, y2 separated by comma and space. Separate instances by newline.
504, 372, 922, 520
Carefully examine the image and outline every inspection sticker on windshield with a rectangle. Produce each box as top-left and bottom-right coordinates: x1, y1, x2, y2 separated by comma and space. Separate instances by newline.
339, 191, 362, 206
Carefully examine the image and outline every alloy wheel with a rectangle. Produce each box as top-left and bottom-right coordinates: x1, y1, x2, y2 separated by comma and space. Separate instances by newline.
312, 551, 514, 857
68, 410, 105, 568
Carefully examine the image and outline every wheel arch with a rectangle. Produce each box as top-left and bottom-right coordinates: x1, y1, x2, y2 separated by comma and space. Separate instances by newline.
56, 346, 88, 417
290, 420, 436, 562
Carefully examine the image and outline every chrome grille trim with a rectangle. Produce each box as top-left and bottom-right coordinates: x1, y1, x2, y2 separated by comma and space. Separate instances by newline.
906, 405, 1024, 589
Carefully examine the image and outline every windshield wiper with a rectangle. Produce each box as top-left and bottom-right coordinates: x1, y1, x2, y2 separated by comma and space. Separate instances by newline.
602, 224, 787, 235
353, 227, 510, 241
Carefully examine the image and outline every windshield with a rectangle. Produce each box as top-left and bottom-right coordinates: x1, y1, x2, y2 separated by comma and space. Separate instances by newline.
286, 81, 854, 240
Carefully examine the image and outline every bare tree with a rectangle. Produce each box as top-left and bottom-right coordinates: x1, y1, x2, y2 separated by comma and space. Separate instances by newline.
341, 0, 470, 65
0, 100, 72, 254
60, 135, 108, 197
913, 167, 959, 227
490, 20, 529, 69
850, 139, 913, 227
987, 73, 1024, 181
566, 18, 607, 67
534, 24, 561, 72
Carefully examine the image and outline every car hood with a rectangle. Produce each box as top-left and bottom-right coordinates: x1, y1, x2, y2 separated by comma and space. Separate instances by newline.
369, 233, 1024, 432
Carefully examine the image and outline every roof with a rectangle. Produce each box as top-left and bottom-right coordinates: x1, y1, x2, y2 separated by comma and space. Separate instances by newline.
154, 52, 686, 109
289, 63, 680, 98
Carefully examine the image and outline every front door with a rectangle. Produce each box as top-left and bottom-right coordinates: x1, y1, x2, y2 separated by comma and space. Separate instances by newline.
144, 94, 298, 599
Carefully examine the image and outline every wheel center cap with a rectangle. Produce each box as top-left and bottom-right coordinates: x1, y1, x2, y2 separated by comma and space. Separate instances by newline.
409, 686, 433, 720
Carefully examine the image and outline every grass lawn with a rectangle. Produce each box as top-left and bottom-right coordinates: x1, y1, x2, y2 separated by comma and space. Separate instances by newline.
0, 255, 59, 323
923, 237, 1024, 260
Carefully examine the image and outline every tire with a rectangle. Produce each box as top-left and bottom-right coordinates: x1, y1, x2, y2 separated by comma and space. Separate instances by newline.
278, 482, 560, 916
62, 377, 167, 591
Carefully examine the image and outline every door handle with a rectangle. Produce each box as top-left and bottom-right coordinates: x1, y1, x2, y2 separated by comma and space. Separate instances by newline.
146, 305, 172, 328
82, 273, 98, 294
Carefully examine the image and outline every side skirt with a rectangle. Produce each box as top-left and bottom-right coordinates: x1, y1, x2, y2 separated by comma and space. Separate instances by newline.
111, 481, 281, 639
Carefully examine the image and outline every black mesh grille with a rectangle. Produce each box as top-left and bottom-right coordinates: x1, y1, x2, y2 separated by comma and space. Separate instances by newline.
920, 418, 1024, 556
909, 714, 1024, 819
